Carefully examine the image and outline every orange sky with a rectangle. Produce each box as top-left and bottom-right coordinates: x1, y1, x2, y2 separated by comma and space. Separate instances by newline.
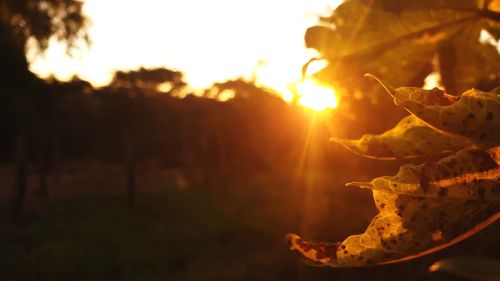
28, 0, 341, 96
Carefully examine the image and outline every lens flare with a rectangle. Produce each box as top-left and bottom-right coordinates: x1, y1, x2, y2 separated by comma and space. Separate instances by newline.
296, 79, 339, 111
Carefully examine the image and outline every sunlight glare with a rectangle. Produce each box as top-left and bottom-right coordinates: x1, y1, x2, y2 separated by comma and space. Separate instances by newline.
27, 0, 344, 107
423, 72, 442, 90
304, 59, 329, 76
217, 89, 236, 102
296, 79, 339, 111
157, 81, 173, 93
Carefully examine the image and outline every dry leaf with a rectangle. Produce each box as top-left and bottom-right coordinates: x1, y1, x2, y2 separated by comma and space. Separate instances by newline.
287, 146, 500, 267
331, 115, 468, 160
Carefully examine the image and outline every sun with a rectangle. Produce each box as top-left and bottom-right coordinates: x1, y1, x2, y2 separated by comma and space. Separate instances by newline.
295, 79, 339, 111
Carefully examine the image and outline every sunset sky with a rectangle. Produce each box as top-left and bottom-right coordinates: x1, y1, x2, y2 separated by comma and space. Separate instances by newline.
28, 0, 341, 95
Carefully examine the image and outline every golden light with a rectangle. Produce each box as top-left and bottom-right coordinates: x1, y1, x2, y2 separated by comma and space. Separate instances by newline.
157, 81, 173, 93
304, 59, 329, 76
217, 89, 236, 102
296, 79, 339, 111
423, 72, 441, 90
28, 0, 341, 92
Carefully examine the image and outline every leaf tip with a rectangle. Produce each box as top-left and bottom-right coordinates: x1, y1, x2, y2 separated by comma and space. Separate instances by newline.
285, 233, 298, 248
285, 233, 339, 266
428, 256, 500, 280
364, 73, 396, 97
346, 182, 373, 189
329, 136, 344, 144
428, 261, 442, 272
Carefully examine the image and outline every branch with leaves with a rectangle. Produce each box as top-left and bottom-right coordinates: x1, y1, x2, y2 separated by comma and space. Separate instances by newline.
305, 0, 500, 98
287, 0, 500, 267
287, 76, 500, 267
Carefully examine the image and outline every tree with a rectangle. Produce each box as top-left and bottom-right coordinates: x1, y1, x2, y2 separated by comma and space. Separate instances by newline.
99, 67, 186, 205
111, 67, 186, 97
0, 0, 89, 219
287, 0, 500, 269
0, 0, 88, 51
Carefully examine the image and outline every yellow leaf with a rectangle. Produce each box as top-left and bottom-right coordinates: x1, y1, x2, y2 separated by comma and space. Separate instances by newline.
331, 115, 469, 160
368, 75, 500, 146
349, 146, 500, 200
287, 146, 500, 267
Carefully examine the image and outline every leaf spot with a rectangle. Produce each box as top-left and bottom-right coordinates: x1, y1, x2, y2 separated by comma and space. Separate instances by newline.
486, 112, 493, 121
432, 230, 443, 241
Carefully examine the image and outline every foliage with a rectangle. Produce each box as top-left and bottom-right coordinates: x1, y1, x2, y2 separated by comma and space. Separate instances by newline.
0, 0, 89, 161
0, 0, 89, 51
287, 0, 500, 268
110, 67, 186, 96
304, 0, 500, 99
287, 77, 500, 267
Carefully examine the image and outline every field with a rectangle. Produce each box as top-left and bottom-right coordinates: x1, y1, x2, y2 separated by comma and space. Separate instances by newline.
1, 162, 498, 281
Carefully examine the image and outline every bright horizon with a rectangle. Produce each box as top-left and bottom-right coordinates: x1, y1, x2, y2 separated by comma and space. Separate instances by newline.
28, 0, 341, 98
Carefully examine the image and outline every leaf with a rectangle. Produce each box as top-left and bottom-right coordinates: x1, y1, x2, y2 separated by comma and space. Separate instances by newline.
438, 20, 500, 94
331, 115, 469, 160
287, 200, 500, 267
287, 146, 500, 267
308, 0, 482, 59
369, 76, 500, 146
305, 0, 499, 98
429, 255, 500, 280
348, 146, 500, 200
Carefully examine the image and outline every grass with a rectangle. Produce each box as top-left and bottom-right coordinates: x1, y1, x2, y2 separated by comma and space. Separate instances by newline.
0, 163, 498, 281
0, 167, 303, 281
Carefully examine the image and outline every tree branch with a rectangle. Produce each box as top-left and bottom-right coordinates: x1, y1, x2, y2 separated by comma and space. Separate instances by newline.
480, 10, 500, 22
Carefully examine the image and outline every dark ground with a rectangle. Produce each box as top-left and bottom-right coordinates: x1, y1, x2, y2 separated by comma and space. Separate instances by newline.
0, 162, 498, 281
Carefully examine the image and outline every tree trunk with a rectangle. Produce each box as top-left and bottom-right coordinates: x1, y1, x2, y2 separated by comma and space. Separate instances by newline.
124, 137, 137, 206
127, 158, 136, 206
11, 135, 27, 221
51, 136, 60, 184
36, 138, 49, 198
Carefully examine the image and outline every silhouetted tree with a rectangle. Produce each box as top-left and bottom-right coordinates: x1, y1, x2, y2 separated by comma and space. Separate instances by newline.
111, 67, 186, 96
0, 0, 88, 219
39, 77, 98, 195
100, 67, 186, 205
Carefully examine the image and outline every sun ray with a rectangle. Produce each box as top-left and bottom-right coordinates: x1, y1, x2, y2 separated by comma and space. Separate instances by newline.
295, 78, 339, 111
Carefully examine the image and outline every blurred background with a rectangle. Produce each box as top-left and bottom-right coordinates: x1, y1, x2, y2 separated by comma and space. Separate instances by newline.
1, 0, 499, 280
